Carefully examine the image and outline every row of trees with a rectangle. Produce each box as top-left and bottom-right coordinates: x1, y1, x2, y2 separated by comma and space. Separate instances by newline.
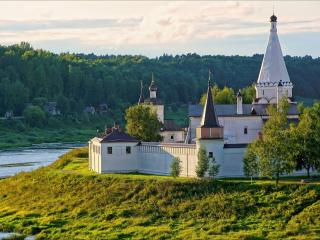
200, 84, 255, 104
244, 98, 320, 184
1, 43, 320, 116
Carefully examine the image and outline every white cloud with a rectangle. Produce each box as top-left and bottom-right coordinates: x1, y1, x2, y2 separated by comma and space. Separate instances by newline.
0, 1, 319, 56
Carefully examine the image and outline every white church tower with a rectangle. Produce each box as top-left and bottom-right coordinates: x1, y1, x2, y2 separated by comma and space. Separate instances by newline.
255, 14, 293, 104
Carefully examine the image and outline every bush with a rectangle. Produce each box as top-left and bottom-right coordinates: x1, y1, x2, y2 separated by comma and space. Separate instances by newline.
23, 106, 46, 127
196, 146, 209, 178
208, 156, 219, 178
170, 157, 182, 178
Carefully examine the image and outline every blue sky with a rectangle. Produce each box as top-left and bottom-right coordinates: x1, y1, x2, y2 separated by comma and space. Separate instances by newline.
0, 1, 319, 57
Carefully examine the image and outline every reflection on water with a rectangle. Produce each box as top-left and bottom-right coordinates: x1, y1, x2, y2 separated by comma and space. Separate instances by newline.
0, 143, 85, 178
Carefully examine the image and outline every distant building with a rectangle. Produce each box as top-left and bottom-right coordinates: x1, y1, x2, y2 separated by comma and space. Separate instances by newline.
160, 120, 186, 143
84, 106, 96, 115
4, 110, 13, 119
88, 14, 304, 178
139, 73, 164, 123
44, 102, 60, 116
96, 104, 108, 114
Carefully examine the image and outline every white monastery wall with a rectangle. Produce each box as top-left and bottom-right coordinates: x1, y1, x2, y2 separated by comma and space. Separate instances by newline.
161, 130, 185, 143
137, 143, 198, 177
221, 148, 246, 177
190, 116, 263, 144
219, 116, 263, 144
100, 142, 139, 173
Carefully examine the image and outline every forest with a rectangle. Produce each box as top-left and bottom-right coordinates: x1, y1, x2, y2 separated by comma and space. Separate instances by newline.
0, 42, 320, 116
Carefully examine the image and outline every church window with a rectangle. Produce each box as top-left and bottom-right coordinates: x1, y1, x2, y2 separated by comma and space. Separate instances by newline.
107, 147, 112, 154
262, 90, 265, 95
208, 152, 213, 158
170, 135, 174, 140
244, 127, 248, 135
126, 146, 131, 154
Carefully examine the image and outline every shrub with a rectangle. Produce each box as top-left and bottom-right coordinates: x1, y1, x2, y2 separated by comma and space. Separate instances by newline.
170, 157, 182, 178
23, 106, 46, 127
208, 156, 219, 178
196, 146, 209, 178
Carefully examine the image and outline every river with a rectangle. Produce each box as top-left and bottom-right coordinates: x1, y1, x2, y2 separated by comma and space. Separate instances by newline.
0, 143, 85, 178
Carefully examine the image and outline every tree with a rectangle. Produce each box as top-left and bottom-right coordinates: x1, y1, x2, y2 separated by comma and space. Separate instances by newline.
125, 104, 162, 142
196, 146, 209, 178
250, 97, 295, 185
208, 155, 219, 178
200, 85, 236, 105
243, 143, 259, 183
23, 105, 46, 127
241, 84, 256, 104
289, 102, 320, 177
170, 157, 182, 178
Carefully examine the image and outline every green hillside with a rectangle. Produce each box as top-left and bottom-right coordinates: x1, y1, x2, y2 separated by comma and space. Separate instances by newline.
1, 43, 320, 117
0, 148, 319, 239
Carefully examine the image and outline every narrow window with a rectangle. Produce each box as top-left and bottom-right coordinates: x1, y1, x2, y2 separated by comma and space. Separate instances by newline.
262, 90, 265, 95
244, 127, 248, 135
126, 146, 131, 154
170, 135, 174, 140
208, 152, 213, 158
107, 147, 112, 154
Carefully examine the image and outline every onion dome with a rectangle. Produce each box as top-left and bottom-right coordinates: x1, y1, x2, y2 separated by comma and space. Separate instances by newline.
270, 14, 277, 22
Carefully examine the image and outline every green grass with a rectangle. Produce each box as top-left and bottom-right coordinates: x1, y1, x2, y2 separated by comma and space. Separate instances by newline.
0, 148, 320, 239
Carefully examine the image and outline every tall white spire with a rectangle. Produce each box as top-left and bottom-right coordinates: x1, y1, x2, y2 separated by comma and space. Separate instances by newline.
257, 14, 291, 84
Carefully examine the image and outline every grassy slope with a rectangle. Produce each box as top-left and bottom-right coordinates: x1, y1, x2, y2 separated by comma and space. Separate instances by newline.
0, 148, 319, 240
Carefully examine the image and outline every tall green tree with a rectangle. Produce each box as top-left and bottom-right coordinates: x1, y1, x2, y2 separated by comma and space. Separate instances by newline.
196, 146, 209, 178
241, 84, 256, 104
23, 105, 46, 127
243, 143, 259, 182
289, 102, 320, 177
125, 104, 162, 142
249, 97, 295, 184
170, 157, 182, 178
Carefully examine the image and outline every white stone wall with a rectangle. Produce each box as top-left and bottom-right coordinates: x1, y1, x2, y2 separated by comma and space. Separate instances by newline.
89, 138, 102, 173
219, 116, 263, 144
161, 130, 185, 143
156, 105, 164, 123
190, 116, 263, 144
137, 143, 198, 177
221, 147, 246, 177
100, 142, 139, 173
189, 117, 201, 141
256, 85, 293, 104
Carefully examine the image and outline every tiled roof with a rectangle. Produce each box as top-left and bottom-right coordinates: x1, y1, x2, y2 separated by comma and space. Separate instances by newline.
161, 120, 183, 131
200, 81, 219, 128
100, 129, 138, 143
188, 103, 298, 117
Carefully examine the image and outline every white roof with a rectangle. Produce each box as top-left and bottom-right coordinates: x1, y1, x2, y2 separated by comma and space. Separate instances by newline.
257, 18, 291, 84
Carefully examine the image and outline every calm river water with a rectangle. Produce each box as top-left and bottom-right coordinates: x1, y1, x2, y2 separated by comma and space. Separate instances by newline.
0, 143, 85, 178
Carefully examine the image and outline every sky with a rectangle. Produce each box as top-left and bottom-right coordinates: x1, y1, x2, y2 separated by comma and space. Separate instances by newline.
0, 1, 319, 57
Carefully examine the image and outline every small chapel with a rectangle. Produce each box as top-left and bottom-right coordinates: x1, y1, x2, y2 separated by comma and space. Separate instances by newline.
88, 14, 301, 177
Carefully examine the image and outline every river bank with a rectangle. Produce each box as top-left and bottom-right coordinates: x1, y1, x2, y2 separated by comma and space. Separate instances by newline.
0, 148, 319, 239
0, 143, 85, 178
